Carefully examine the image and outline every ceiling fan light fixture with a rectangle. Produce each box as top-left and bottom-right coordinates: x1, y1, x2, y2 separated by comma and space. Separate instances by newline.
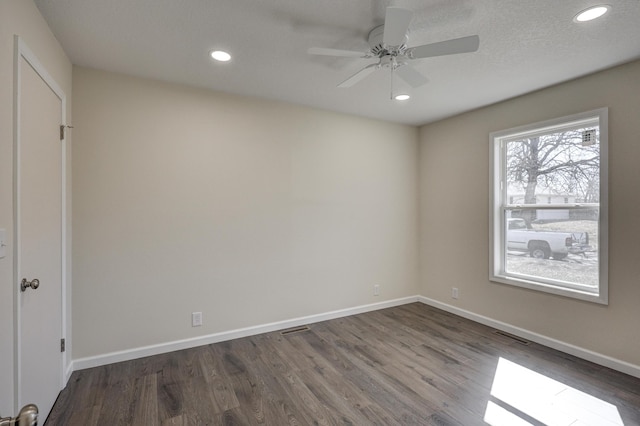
573, 5, 611, 22
210, 50, 231, 62
394, 94, 411, 101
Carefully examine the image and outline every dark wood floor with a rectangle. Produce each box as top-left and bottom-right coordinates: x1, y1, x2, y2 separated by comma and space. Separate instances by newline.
46, 303, 640, 425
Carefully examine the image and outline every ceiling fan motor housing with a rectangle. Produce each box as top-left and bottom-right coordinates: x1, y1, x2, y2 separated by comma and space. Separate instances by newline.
368, 25, 408, 56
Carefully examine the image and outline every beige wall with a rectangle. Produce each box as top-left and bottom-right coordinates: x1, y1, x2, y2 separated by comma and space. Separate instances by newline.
419, 59, 640, 366
0, 0, 72, 414
72, 67, 419, 358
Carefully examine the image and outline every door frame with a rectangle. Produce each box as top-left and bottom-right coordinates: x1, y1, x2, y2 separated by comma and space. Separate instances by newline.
12, 35, 69, 412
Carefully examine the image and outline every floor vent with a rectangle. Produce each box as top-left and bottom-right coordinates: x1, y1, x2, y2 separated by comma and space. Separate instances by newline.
493, 330, 531, 345
280, 326, 310, 335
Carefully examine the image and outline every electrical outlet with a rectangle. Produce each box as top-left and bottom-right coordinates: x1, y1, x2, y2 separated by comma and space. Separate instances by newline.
374, 285, 380, 296
452, 287, 459, 299
192, 312, 203, 327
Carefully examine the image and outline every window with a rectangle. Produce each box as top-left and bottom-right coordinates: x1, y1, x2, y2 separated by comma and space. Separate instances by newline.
490, 108, 608, 304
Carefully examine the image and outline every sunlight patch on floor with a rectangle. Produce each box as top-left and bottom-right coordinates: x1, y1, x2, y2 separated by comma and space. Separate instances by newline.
484, 357, 623, 426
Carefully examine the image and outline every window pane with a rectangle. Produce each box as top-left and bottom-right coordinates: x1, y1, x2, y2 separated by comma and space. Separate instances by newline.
505, 127, 600, 205
491, 108, 607, 303
504, 209, 599, 289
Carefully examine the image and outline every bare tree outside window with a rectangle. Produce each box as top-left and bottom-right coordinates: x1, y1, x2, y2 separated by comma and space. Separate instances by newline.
506, 129, 600, 227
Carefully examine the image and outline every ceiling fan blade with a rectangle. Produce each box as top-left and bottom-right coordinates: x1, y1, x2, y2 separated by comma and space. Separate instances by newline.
395, 65, 429, 88
338, 63, 379, 88
307, 47, 367, 58
409, 35, 480, 59
383, 7, 413, 46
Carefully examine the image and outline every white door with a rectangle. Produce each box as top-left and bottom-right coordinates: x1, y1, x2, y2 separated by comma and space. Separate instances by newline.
16, 39, 65, 421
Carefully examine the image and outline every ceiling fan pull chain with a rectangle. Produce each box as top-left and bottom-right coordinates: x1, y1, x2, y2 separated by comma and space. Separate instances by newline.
390, 63, 394, 100
390, 58, 396, 99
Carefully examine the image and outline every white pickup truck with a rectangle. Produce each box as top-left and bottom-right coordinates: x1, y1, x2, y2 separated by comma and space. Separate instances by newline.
506, 218, 591, 260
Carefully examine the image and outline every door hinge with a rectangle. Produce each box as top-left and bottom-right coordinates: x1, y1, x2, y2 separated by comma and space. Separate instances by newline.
59, 124, 74, 140
60, 338, 66, 352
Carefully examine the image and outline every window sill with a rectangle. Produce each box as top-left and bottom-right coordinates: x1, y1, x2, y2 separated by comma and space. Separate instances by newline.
490, 273, 608, 305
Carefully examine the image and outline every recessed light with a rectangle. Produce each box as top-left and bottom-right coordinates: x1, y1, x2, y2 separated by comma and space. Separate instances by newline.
574, 5, 611, 22
394, 94, 410, 101
210, 50, 231, 62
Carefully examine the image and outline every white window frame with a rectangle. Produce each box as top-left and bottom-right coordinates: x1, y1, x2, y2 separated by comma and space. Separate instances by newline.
489, 108, 608, 304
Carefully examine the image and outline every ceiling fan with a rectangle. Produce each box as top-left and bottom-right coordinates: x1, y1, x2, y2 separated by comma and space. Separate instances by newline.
308, 7, 480, 98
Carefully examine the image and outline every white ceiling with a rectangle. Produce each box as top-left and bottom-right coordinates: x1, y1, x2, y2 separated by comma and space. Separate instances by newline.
35, 0, 640, 126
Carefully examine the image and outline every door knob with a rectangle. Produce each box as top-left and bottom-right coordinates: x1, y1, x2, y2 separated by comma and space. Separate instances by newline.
20, 278, 40, 292
0, 403, 38, 426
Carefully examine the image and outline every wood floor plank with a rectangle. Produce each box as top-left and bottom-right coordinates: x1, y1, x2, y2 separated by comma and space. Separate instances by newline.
65, 405, 101, 426
296, 361, 375, 415
309, 324, 437, 423
46, 303, 640, 425
179, 376, 228, 423
160, 414, 186, 426
130, 374, 159, 425
226, 372, 267, 424
94, 376, 137, 425
275, 370, 345, 425
223, 337, 312, 425
156, 372, 183, 420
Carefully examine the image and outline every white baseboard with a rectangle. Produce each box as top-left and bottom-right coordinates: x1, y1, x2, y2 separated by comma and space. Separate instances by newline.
417, 296, 640, 379
64, 361, 73, 385
71, 296, 420, 372
71, 294, 640, 380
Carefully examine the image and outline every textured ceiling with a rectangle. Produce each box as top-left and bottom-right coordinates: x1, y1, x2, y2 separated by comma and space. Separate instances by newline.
35, 0, 640, 126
